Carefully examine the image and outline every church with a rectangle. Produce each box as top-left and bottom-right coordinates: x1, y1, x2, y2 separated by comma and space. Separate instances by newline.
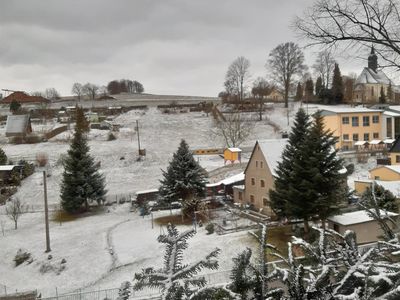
353, 47, 400, 103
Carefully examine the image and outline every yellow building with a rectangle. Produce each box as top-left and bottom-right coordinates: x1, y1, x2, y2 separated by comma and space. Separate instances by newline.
369, 165, 400, 181
223, 147, 242, 164
320, 107, 383, 150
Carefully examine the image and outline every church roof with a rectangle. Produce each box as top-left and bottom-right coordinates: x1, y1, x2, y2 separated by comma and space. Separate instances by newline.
355, 67, 391, 85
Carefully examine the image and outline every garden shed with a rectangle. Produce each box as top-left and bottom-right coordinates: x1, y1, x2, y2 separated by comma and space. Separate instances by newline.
224, 147, 242, 164
5, 115, 32, 138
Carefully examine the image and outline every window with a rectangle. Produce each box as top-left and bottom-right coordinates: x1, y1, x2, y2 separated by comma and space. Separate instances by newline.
342, 145, 349, 151
250, 195, 255, 203
362, 116, 370, 126
352, 116, 359, 127
260, 180, 265, 188
372, 115, 379, 123
396, 155, 400, 163
333, 223, 339, 232
373, 132, 379, 139
260, 161, 263, 168
263, 198, 268, 206
371, 87, 374, 96
353, 133, 359, 142
343, 134, 349, 141
342, 116, 349, 124
255, 161, 258, 168
364, 133, 370, 141
374, 176, 380, 180
238, 192, 243, 201
251, 178, 255, 185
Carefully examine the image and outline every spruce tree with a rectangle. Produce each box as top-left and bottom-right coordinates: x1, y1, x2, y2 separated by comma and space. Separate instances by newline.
379, 86, 387, 104
60, 107, 106, 213
295, 83, 303, 102
315, 76, 323, 98
159, 140, 206, 216
0, 148, 7, 165
361, 183, 398, 212
270, 108, 313, 232
302, 112, 345, 228
387, 82, 393, 101
331, 63, 344, 104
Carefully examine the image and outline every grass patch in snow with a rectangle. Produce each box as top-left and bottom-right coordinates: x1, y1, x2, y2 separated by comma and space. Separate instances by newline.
52, 210, 80, 223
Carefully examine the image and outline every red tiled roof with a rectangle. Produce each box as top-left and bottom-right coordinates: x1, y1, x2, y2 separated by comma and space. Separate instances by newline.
2, 91, 49, 104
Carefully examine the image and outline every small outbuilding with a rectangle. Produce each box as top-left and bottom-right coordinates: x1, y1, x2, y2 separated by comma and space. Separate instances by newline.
224, 147, 242, 164
0, 165, 23, 184
327, 210, 399, 244
369, 165, 400, 181
5, 115, 32, 138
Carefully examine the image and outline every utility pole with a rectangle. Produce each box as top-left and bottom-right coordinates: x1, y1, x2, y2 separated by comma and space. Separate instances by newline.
136, 120, 141, 156
43, 171, 51, 252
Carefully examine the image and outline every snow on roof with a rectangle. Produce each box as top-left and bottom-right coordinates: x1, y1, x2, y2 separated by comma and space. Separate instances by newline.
386, 165, 400, 174
384, 111, 400, 117
206, 172, 245, 187
369, 139, 383, 145
5, 115, 30, 134
0, 165, 17, 171
135, 188, 159, 195
318, 106, 382, 114
328, 210, 398, 226
227, 147, 242, 152
233, 185, 245, 190
355, 67, 391, 85
384, 139, 395, 144
257, 139, 288, 176
355, 141, 369, 146
355, 179, 400, 197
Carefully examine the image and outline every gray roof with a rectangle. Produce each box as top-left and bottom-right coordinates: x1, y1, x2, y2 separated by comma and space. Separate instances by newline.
5, 115, 31, 135
355, 67, 391, 85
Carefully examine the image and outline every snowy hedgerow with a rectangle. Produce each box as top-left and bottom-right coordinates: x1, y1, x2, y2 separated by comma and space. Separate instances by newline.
133, 223, 220, 300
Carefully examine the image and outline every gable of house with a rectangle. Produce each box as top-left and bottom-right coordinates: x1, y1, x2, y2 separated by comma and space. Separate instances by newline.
369, 165, 400, 181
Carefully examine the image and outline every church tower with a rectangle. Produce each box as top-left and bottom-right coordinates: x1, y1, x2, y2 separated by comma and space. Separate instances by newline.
368, 46, 378, 73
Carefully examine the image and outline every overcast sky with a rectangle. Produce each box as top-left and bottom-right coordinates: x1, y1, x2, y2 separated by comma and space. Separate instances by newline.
0, 0, 372, 97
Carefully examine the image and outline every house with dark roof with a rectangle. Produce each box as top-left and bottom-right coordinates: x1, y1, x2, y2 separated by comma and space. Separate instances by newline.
5, 115, 32, 137
353, 47, 400, 103
1, 91, 49, 105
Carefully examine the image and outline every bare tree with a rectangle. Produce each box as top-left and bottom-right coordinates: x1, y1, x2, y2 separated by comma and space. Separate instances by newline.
5, 198, 26, 230
267, 42, 306, 108
71, 83, 83, 101
313, 50, 336, 88
82, 83, 99, 100
213, 113, 254, 147
252, 77, 274, 121
45, 88, 60, 101
224, 56, 251, 103
295, 0, 400, 69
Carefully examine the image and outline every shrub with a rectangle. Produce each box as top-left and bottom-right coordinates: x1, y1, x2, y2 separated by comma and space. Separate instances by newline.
205, 223, 214, 235
19, 160, 35, 178
107, 132, 116, 141
25, 135, 42, 144
345, 163, 355, 175
14, 249, 31, 266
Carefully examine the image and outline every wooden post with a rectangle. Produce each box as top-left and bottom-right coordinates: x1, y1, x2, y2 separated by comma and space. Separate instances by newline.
136, 120, 141, 156
43, 171, 51, 253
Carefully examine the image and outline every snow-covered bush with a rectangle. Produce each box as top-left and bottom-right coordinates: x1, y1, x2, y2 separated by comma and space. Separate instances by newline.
116, 281, 131, 300
205, 223, 215, 235
107, 132, 116, 141
14, 249, 31, 266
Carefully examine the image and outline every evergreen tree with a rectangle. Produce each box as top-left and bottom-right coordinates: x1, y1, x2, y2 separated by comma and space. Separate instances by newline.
331, 63, 344, 104
60, 107, 106, 213
315, 76, 323, 98
0, 148, 7, 165
10, 101, 21, 114
379, 86, 387, 104
270, 108, 313, 233
361, 183, 398, 212
302, 112, 345, 228
159, 140, 206, 216
116, 282, 131, 300
387, 82, 393, 101
133, 224, 220, 300
294, 83, 303, 101
304, 78, 314, 102
75, 106, 90, 132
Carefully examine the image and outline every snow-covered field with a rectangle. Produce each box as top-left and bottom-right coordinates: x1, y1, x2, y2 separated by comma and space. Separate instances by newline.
0, 105, 290, 297
1, 102, 369, 297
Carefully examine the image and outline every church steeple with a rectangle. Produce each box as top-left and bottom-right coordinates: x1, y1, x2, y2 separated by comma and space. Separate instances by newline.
368, 45, 378, 73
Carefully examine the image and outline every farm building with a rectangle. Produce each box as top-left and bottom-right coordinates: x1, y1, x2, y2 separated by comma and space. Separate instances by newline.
206, 172, 244, 197
5, 115, 32, 137
1, 91, 49, 105
327, 210, 399, 244
223, 148, 242, 164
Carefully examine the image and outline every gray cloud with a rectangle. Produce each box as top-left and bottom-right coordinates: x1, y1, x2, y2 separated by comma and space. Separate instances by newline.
0, 0, 366, 96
